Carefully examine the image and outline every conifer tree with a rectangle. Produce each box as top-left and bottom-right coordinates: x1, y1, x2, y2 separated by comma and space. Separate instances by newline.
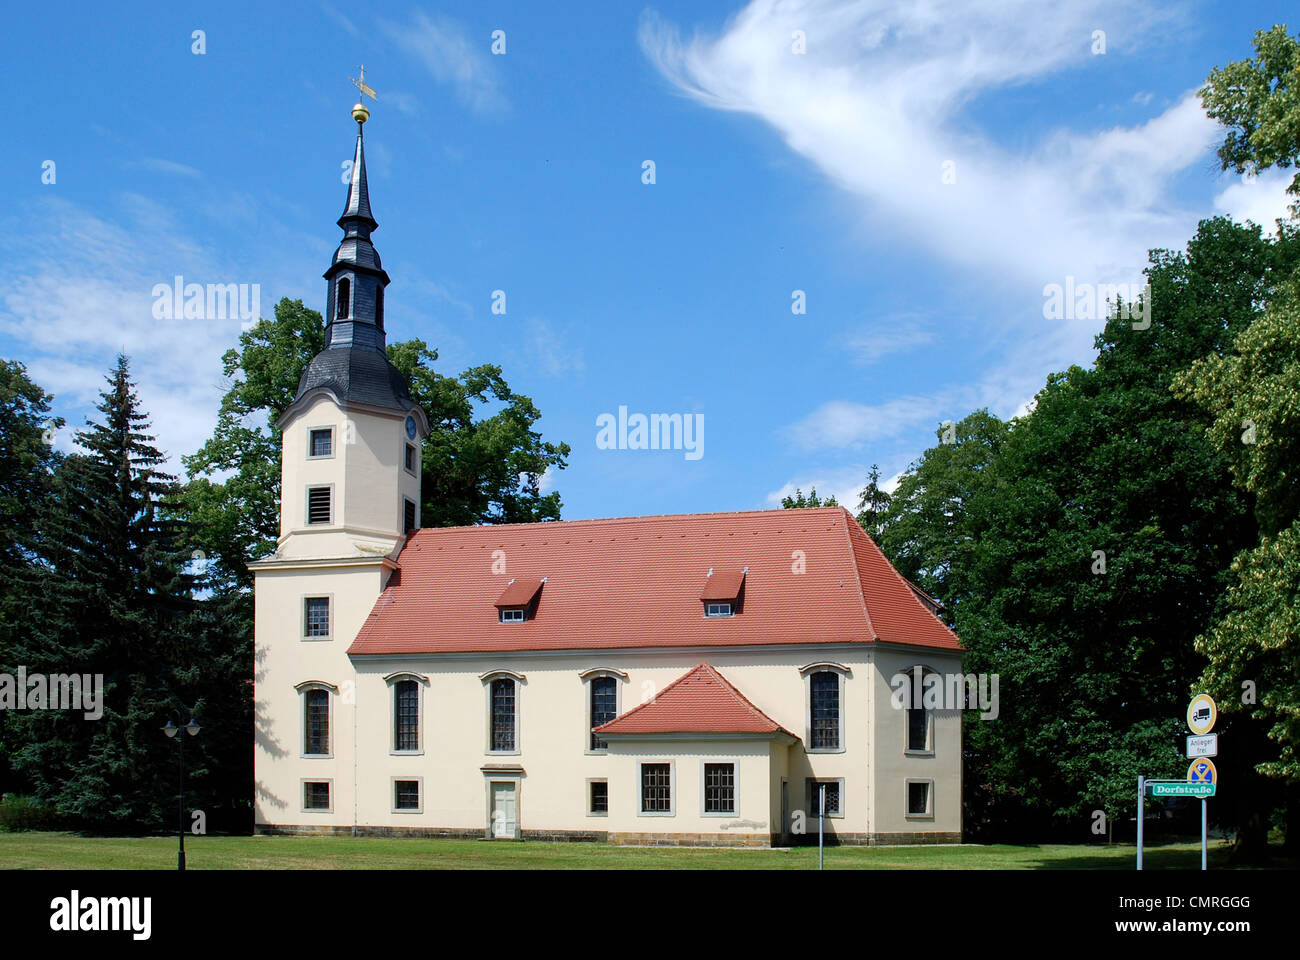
5, 356, 195, 829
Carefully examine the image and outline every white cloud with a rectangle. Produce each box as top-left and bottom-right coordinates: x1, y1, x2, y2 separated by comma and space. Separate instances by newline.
527, 318, 586, 378
640, 0, 1208, 289
1212, 168, 1297, 236
131, 158, 204, 179
537, 465, 559, 494
380, 11, 507, 114
0, 196, 270, 472
321, 1, 358, 36
639, 0, 1242, 458
765, 463, 904, 510
844, 317, 933, 364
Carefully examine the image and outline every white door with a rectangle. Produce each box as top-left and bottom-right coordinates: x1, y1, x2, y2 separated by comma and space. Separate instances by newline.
490, 781, 518, 839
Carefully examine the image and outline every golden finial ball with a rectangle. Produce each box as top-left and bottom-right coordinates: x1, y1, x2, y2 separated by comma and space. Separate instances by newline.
352, 102, 370, 123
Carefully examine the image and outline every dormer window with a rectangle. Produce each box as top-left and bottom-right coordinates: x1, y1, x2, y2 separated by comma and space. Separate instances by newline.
494, 577, 544, 623
700, 567, 746, 616
336, 277, 351, 320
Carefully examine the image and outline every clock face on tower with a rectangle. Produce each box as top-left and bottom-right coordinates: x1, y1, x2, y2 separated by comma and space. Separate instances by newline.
405, 415, 416, 440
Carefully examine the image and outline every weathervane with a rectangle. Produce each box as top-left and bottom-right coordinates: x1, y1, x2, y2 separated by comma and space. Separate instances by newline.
349, 65, 378, 123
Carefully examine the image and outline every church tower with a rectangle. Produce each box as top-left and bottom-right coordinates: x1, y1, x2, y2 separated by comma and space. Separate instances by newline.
252, 90, 427, 831
275, 98, 429, 561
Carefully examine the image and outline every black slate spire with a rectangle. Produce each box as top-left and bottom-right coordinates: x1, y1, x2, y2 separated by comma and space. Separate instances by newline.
289, 106, 413, 415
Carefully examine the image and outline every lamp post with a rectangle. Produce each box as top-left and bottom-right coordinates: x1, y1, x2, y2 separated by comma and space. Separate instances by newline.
161, 710, 201, 870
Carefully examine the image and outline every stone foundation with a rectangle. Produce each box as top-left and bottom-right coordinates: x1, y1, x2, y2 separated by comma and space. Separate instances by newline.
785, 831, 963, 846
607, 831, 772, 847
254, 823, 961, 846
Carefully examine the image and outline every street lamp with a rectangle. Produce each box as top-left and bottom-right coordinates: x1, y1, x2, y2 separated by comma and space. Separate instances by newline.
161, 710, 201, 870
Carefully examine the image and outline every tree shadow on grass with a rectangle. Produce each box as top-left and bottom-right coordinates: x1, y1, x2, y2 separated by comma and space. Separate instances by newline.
1021, 840, 1296, 870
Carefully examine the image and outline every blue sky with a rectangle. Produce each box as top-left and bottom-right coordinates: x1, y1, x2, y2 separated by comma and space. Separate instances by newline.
3, 0, 1295, 522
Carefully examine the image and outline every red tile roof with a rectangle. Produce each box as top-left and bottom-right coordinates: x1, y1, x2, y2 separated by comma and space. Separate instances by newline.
494, 577, 543, 608
594, 663, 796, 737
347, 506, 962, 656
699, 569, 745, 601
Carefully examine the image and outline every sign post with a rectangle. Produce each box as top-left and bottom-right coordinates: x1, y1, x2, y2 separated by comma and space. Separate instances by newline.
1136, 776, 1144, 871
1138, 694, 1219, 871
818, 784, 825, 871
1186, 696, 1217, 871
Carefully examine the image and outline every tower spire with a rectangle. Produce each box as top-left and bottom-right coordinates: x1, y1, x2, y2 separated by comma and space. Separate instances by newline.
281, 70, 418, 432
313, 73, 392, 356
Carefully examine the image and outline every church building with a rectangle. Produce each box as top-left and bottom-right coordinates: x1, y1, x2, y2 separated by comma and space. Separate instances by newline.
252, 101, 965, 846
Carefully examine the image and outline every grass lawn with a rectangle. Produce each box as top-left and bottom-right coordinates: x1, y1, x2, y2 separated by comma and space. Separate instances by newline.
0, 831, 1269, 869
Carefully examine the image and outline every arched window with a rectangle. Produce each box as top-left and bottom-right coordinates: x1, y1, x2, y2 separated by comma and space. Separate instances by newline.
902, 665, 937, 754
810, 672, 839, 749
300, 686, 332, 756
589, 676, 617, 750
491, 678, 515, 752
384, 672, 428, 754
480, 670, 524, 754
394, 680, 419, 751
336, 277, 351, 320
800, 662, 850, 753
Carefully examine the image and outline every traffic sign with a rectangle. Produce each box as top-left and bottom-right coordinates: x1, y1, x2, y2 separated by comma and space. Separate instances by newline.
1187, 758, 1216, 785
1150, 782, 1215, 798
1187, 694, 1217, 735
1187, 733, 1218, 758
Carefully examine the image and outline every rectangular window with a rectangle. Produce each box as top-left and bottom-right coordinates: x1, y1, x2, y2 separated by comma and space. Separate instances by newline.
307, 486, 332, 525
704, 763, 736, 814
309, 428, 333, 458
807, 779, 842, 817
589, 676, 617, 750
304, 689, 330, 755
589, 780, 608, 815
499, 608, 525, 624
810, 671, 840, 750
907, 781, 931, 817
304, 597, 330, 638
705, 602, 733, 617
394, 780, 421, 811
404, 443, 417, 473
404, 498, 417, 535
303, 781, 331, 811
641, 763, 672, 814
394, 681, 419, 751
491, 679, 516, 752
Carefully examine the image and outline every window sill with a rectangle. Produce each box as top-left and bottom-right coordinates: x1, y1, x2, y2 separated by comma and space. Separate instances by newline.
301, 636, 333, 642
487, 750, 521, 757
637, 811, 676, 818
300, 753, 333, 760
806, 747, 846, 755
391, 808, 423, 815
702, 811, 737, 818
905, 813, 935, 821
390, 750, 424, 757
586, 811, 609, 818
904, 749, 935, 758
